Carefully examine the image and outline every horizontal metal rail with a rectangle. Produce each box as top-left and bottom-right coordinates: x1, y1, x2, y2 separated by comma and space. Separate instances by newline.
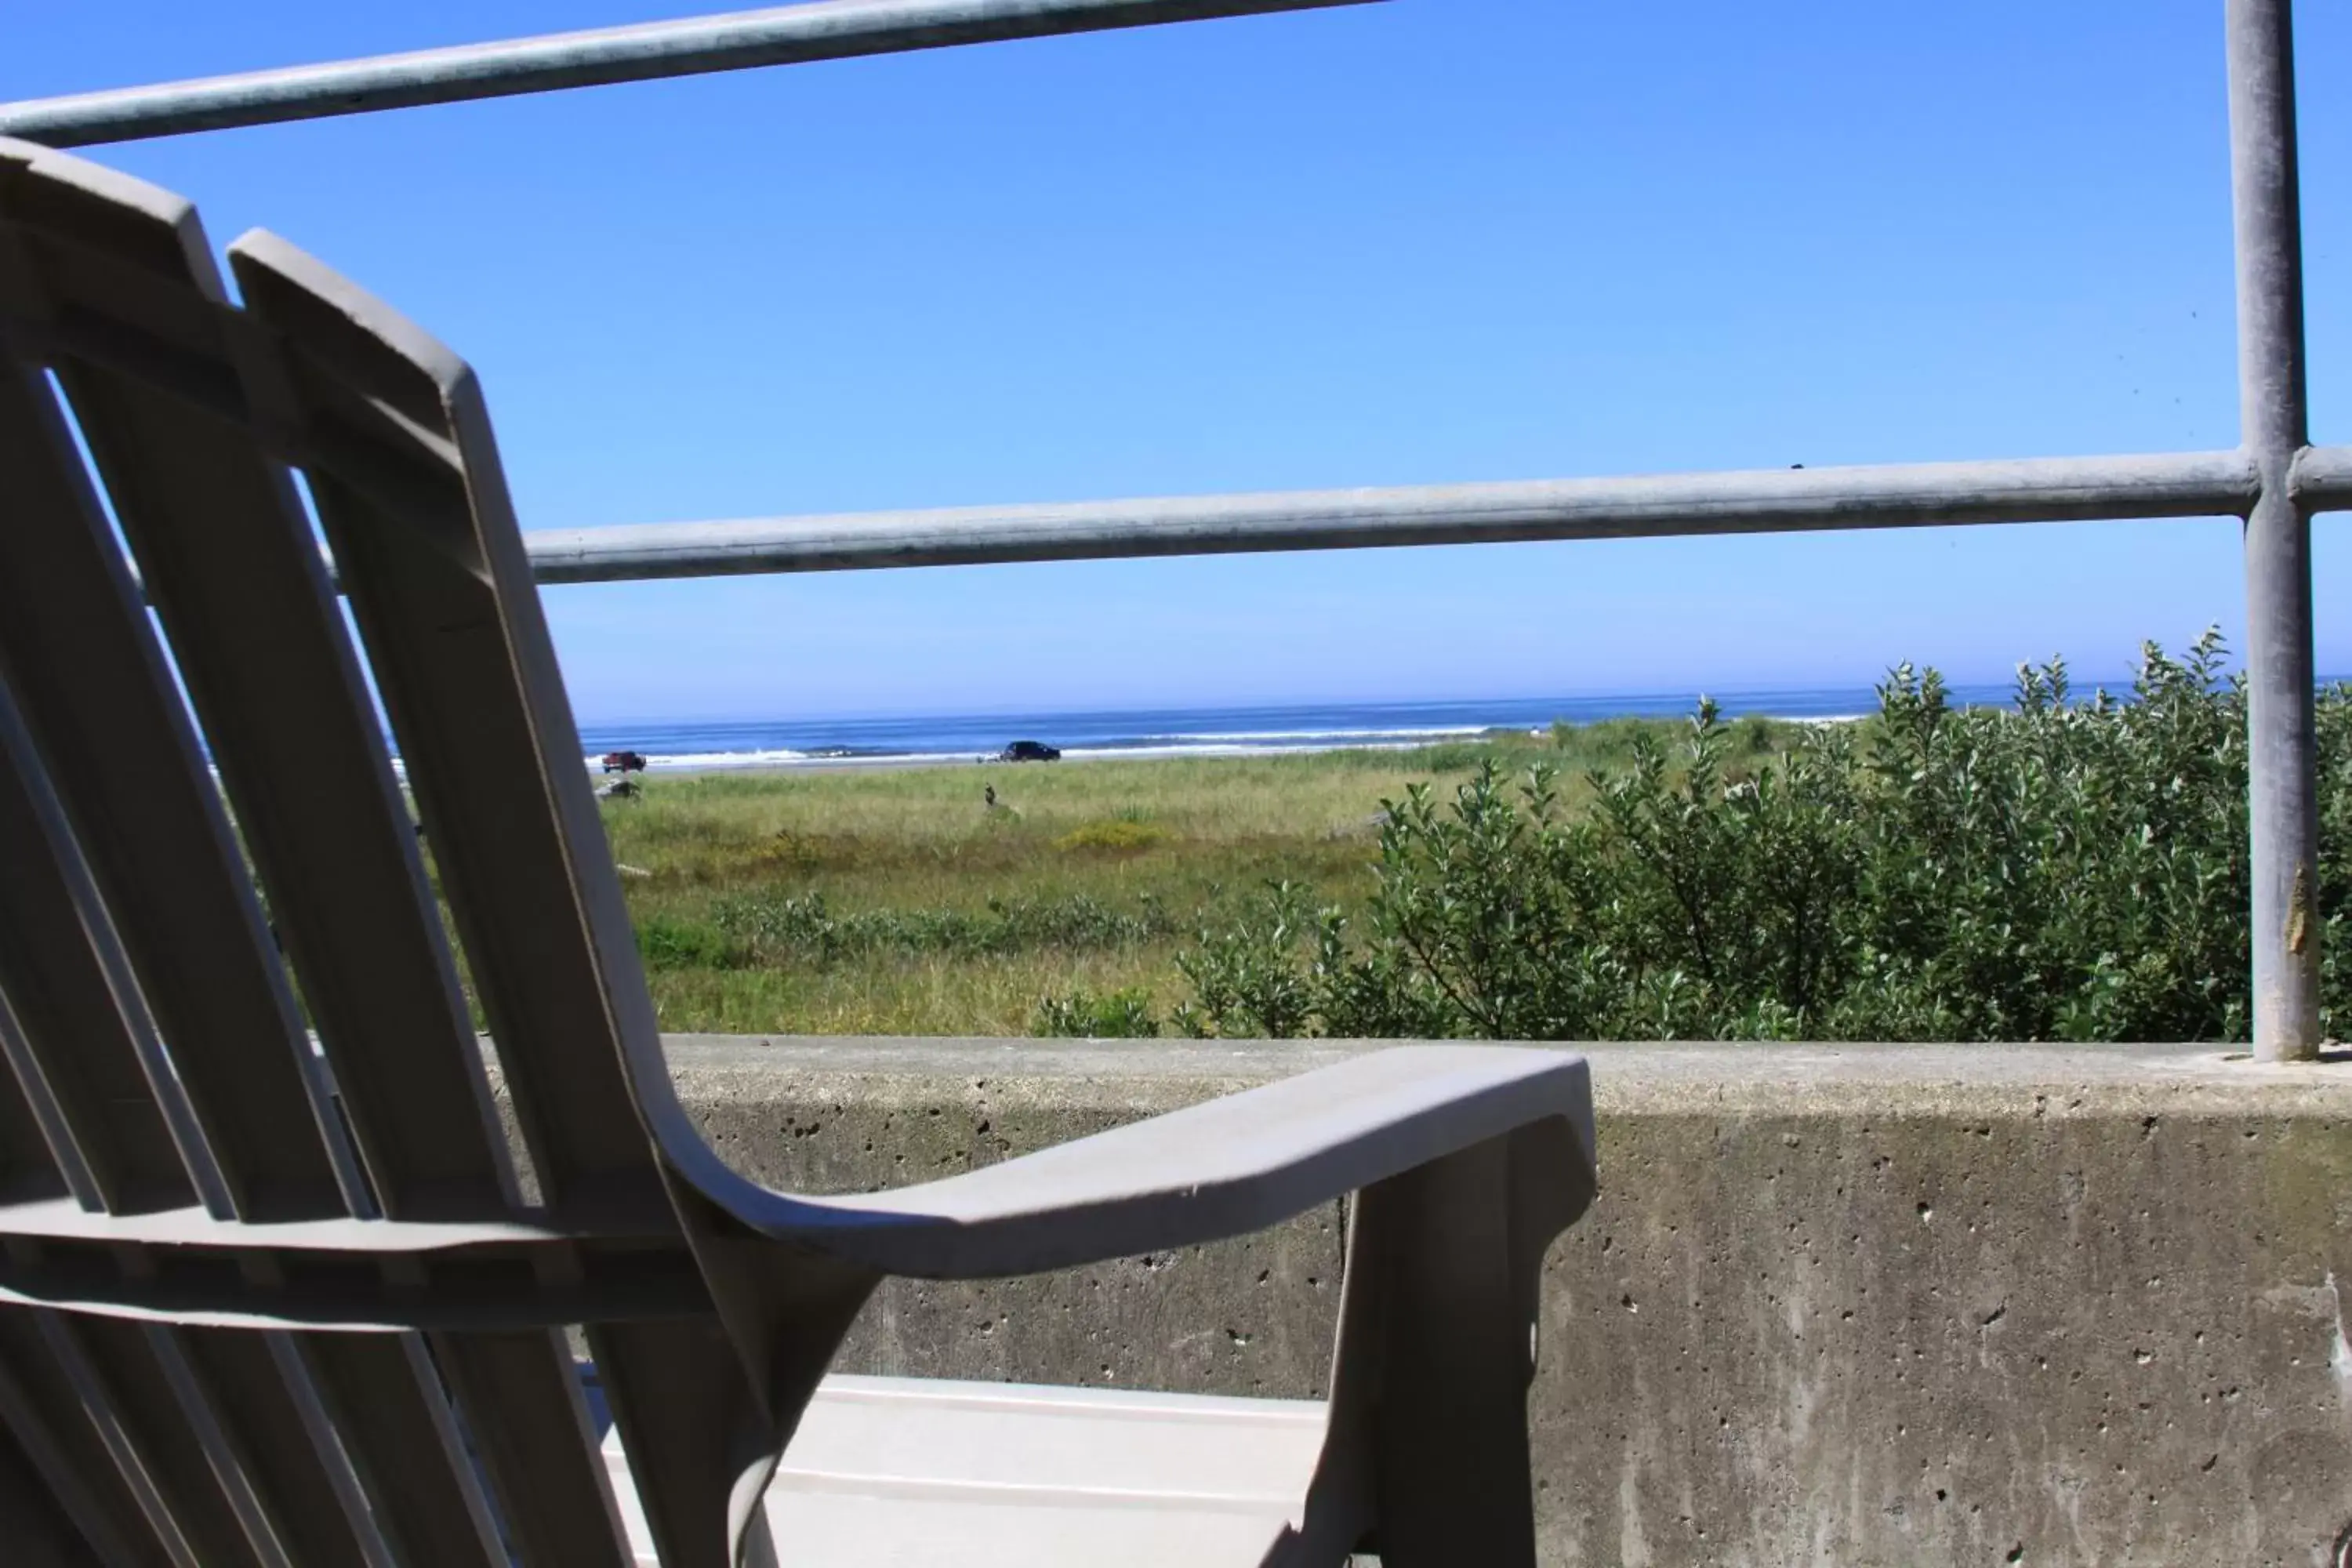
2292, 442, 2352, 508
0, 0, 1371, 147
521, 448, 2278, 583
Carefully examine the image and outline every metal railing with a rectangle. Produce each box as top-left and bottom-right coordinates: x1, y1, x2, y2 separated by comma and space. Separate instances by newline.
0, 0, 1370, 145
1, 0, 2338, 1060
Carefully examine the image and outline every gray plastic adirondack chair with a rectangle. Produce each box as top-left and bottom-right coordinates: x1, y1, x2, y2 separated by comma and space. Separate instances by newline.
0, 139, 1596, 1568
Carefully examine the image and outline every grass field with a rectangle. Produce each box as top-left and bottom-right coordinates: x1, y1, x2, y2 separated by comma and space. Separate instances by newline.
599, 716, 1796, 1035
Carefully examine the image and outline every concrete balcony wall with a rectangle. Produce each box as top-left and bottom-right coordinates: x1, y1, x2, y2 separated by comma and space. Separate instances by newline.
659, 1036, 2352, 1567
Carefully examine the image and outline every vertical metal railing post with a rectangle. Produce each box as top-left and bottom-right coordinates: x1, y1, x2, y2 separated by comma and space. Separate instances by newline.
2227, 0, 2321, 1061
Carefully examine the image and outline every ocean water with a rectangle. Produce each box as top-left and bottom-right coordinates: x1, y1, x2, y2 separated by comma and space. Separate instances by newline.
576, 682, 2031, 771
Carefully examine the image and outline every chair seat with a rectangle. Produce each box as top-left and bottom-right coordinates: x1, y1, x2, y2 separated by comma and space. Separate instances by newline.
604, 1374, 1330, 1566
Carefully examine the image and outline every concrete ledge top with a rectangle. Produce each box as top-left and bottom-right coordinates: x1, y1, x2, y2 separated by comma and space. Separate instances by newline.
659, 1035, 2352, 1116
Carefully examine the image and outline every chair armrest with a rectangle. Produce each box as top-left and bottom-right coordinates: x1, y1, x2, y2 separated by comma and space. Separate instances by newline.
667, 1044, 1592, 1280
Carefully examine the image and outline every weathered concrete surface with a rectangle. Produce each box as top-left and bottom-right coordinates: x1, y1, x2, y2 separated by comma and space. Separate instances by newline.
660, 1036, 2352, 1567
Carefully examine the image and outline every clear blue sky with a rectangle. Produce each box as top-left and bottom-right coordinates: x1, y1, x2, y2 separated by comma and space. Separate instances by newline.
9, 1, 2350, 722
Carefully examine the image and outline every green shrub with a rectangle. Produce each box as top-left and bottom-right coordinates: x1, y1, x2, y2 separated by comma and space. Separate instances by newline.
1033, 986, 1162, 1038
1176, 632, 2347, 1044
636, 913, 749, 971
1174, 883, 1326, 1039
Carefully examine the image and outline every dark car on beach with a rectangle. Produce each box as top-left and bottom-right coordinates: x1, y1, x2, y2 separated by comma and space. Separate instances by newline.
997, 740, 1062, 762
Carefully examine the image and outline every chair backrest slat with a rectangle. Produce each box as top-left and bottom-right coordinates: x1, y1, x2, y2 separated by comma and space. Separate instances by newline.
430, 1330, 636, 1567
0, 350, 343, 1221
229, 232, 704, 1568
296, 1335, 507, 1567
5, 147, 517, 1224
0, 1310, 209, 1568
171, 1330, 392, 1568
0, 1410, 118, 1566
229, 237, 667, 1216
0, 989, 75, 1210
135, 1327, 304, 1568
65, 1319, 292, 1568
0, 677, 201, 1214
0, 1311, 168, 1567
0, 314, 360, 1222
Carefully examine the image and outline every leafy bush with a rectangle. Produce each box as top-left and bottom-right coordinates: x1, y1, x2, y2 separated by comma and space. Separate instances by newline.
1176, 633, 2347, 1043
1174, 883, 1326, 1040
1033, 986, 1163, 1038
2321, 678, 2352, 1027
636, 913, 749, 971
